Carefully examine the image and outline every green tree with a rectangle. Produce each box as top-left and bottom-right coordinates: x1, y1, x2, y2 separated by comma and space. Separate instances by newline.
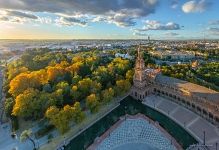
72, 102, 85, 123
101, 88, 114, 103
20, 130, 36, 150
86, 94, 100, 113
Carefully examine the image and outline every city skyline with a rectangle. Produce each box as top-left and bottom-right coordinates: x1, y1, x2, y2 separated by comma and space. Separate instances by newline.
0, 0, 219, 39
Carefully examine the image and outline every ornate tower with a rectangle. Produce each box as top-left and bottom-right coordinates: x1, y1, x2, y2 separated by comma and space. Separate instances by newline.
131, 45, 151, 100
134, 45, 145, 82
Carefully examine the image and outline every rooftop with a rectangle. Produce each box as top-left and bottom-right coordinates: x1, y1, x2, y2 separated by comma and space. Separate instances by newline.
155, 74, 219, 102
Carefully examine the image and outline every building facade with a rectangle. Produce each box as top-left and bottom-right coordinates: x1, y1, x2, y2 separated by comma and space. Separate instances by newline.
131, 46, 219, 126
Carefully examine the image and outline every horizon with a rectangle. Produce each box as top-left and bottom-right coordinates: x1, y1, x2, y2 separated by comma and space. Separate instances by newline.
0, 0, 219, 40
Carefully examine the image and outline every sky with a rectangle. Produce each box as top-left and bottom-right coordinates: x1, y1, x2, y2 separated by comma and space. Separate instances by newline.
0, 0, 218, 40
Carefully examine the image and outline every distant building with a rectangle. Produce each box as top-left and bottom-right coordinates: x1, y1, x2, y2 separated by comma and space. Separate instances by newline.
115, 53, 133, 60
150, 50, 195, 60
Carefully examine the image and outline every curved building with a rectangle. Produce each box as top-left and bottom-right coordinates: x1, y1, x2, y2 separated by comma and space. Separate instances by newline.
130, 45, 219, 149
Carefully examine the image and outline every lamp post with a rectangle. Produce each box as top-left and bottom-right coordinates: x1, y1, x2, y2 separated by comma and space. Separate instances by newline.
203, 131, 206, 146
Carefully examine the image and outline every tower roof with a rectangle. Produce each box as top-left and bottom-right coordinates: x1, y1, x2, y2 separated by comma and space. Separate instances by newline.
137, 45, 142, 59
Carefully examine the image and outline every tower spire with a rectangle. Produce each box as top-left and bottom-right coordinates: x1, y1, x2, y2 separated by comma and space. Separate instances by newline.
137, 44, 142, 59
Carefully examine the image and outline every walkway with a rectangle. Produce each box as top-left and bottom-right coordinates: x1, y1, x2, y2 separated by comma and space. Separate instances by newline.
143, 95, 219, 150
88, 114, 180, 150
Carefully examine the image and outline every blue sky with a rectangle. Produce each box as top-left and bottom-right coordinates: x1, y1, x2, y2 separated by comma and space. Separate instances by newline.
0, 0, 218, 39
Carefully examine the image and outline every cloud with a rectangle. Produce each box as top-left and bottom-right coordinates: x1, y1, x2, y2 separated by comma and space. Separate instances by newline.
136, 20, 180, 31
133, 32, 149, 36
209, 20, 219, 25
182, 0, 211, 13
38, 17, 52, 24
6, 10, 38, 19
0, 16, 9, 21
207, 27, 219, 35
55, 16, 87, 27
171, 0, 179, 9
164, 32, 179, 36
0, 0, 158, 16
0, 0, 159, 27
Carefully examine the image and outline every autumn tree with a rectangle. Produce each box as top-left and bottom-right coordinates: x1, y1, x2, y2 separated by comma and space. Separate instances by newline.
47, 66, 66, 82
12, 88, 41, 119
101, 88, 114, 103
86, 94, 100, 113
72, 102, 85, 123
93, 66, 112, 88
125, 69, 134, 83
115, 79, 131, 95
71, 85, 81, 101
78, 78, 101, 98
46, 106, 70, 134
9, 73, 40, 97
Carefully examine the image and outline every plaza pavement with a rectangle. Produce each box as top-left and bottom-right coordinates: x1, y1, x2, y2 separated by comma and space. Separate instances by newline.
143, 95, 219, 150
0, 121, 59, 150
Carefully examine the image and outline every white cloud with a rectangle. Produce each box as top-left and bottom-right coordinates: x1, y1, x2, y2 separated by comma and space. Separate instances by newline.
38, 17, 52, 24
55, 16, 87, 27
182, 0, 211, 13
207, 27, 219, 35
164, 32, 179, 36
136, 20, 181, 31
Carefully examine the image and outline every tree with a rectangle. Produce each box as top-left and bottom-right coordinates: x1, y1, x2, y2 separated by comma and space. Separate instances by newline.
86, 94, 100, 113
47, 66, 66, 82
101, 88, 114, 103
9, 73, 40, 97
20, 129, 36, 150
55, 81, 70, 98
4, 98, 14, 117
42, 84, 52, 93
66, 62, 83, 76
115, 79, 131, 95
12, 88, 42, 119
125, 69, 134, 83
72, 102, 85, 123
71, 85, 81, 101
7, 66, 28, 81
78, 78, 101, 97
93, 66, 112, 88
45, 106, 70, 134
47, 89, 64, 107
72, 75, 82, 85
